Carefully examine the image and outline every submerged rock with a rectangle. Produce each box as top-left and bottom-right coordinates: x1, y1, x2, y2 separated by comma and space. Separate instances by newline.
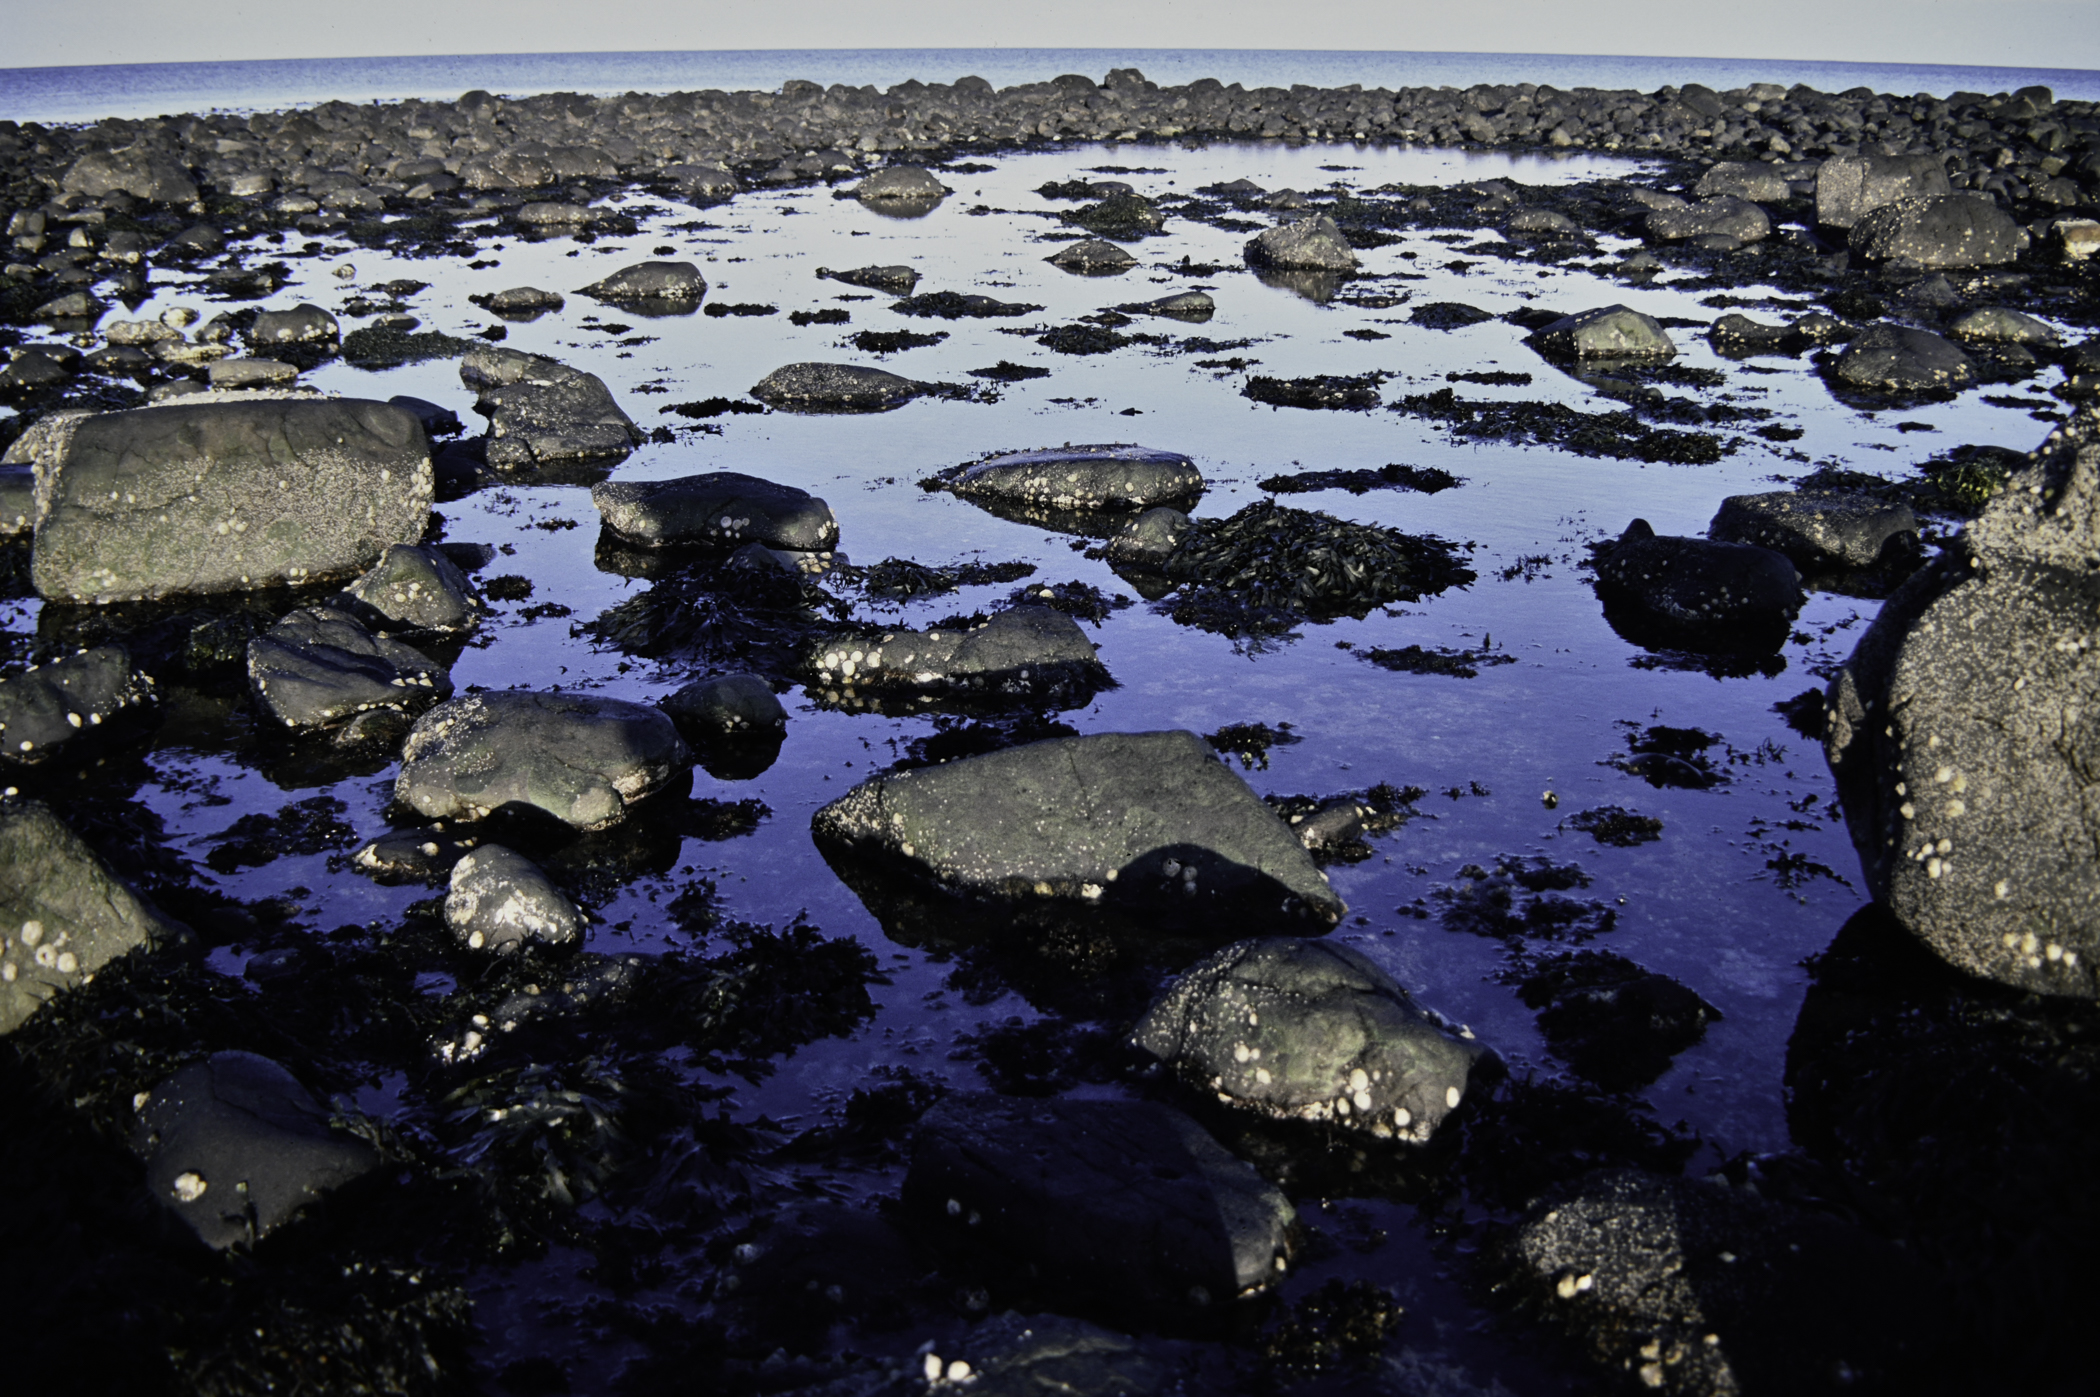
592, 471, 838, 551
1516, 950, 1720, 1091
661, 673, 787, 735
817, 263, 920, 292
23, 398, 434, 603
1135, 937, 1489, 1142
338, 543, 482, 633
904, 1093, 1294, 1317
0, 646, 155, 765
1245, 213, 1358, 272
1103, 506, 1194, 570
1505, 1169, 1926, 1395
1707, 491, 1918, 571
812, 729, 1344, 923
1526, 306, 1676, 361
1046, 239, 1138, 272
1825, 411, 2100, 997
397, 690, 691, 830
800, 606, 1108, 710
460, 346, 643, 471
1592, 519, 1802, 653
444, 843, 586, 952
132, 1051, 379, 1250
0, 800, 188, 1035
937, 444, 1203, 514
1830, 323, 1976, 394
577, 259, 707, 302
246, 606, 452, 730
750, 362, 924, 412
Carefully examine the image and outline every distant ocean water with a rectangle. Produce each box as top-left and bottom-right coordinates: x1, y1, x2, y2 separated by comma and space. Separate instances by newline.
2, 48, 2097, 125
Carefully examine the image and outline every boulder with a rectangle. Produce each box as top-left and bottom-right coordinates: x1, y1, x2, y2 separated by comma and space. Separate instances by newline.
1124, 290, 1214, 319
1645, 195, 1771, 244
1815, 152, 1953, 229
940, 444, 1203, 512
1708, 313, 1795, 354
661, 674, 786, 735
249, 304, 339, 346
24, 398, 434, 603
1694, 161, 1790, 202
61, 146, 198, 204
1527, 305, 1676, 361
0, 800, 188, 1035
801, 606, 1108, 709
1592, 519, 1802, 653
1506, 1169, 1926, 1395
812, 729, 1344, 923
246, 606, 452, 730
1947, 306, 2058, 347
591, 471, 838, 551
0, 646, 154, 765
396, 690, 692, 830
132, 1051, 378, 1250
515, 201, 593, 227
1134, 937, 1489, 1142
1046, 239, 1138, 273
387, 397, 463, 438
460, 347, 642, 470
1508, 208, 1581, 236
338, 543, 481, 633
1245, 213, 1358, 272
1707, 491, 1918, 570
578, 259, 706, 302
1830, 323, 1976, 394
665, 164, 740, 199
817, 264, 920, 292
443, 844, 585, 951
472, 286, 564, 314
1850, 195, 2026, 270
1824, 411, 2100, 997
903, 1094, 1294, 1317
750, 362, 924, 412
853, 165, 948, 201
206, 359, 297, 390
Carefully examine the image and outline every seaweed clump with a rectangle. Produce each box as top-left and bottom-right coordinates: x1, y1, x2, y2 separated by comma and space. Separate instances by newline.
1156, 500, 1474, 638
1260, 463, 1462, 495
1392, 386, 1730, 464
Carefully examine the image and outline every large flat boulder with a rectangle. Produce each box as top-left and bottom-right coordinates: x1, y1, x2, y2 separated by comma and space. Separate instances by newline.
1825, 411, 2100, 997
750, 362, 924, 412
0, 800, 188, 1035
592, 471, 838, 551
397, 690, 691, 830
1831, 323, 1977, 393
812, 729, 1344, 923
24, 398, 433, 603
938, 444, 1203, 513
1850, 195, 2026, 270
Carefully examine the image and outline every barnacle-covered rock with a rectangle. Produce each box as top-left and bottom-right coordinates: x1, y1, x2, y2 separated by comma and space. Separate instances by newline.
800, 606, 1109, 713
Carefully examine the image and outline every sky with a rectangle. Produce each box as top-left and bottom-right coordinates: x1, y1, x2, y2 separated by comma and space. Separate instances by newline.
6, 0, 2099, 72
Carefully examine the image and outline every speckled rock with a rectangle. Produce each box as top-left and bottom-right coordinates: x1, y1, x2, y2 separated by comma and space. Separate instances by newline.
397, 690, 691, 830
1244, 213, 1358, 272
1850, 195, 2027, 269
61, 146, 198, 204
592, 471, 838, 551
1527, 305, 1676, 361
249, 304, 339, 346
460, 346, 642, 470
578, 259, 706, 301
246, 606, 452, 730
1947, 306, 2059, 346
444, 843, 585, 952
750, 362, 925, 412
1830, 323, 1977, 393
941, 444, 1203, 512
816, 264, 920, 292
339, 543, 482, 633
1047, 239, 1138, 272
1693, 161, 1790, 202
852, 165, 948, 201
472, 286, 565, 314
1135, 937, 1489, 1141
24, 397, 434, 603
0, 464, 33, 538
1708, 491, 1918, 570
132, 1051, 379, 1250
1506, 1169, 1926, 1396
904, 1093, 1295, 1317
661, 673, 787, 735
1825, 411, 2100, 998
1645, 194, 1771, 243
1125, 290, 1215, 319
0, 646, 155, 765
1103, 507, 1194, 569
1815, 152, 1953, 229
1593, 519, 1803, 652
813, 729, 1344, 923
0, 800, 188, 1035
800, 606, 1107, 708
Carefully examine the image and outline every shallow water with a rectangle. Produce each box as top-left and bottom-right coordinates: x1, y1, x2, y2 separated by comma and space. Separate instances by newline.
8, 140, 2081, 1390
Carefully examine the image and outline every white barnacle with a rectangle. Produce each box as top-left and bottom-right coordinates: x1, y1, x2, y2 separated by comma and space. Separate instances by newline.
171, 1172, 208, 1203
922, 1355, 944, 1383
20, 920, 43, 946
55, 951, 76, 974
1446, 1085, 1461, 1109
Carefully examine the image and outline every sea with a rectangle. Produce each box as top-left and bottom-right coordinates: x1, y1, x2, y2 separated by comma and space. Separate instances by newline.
1, 47, 2097, 125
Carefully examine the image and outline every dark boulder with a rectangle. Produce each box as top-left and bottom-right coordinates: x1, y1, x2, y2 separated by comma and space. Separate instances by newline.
460, 346, 642, 471
1694, 161, 1790, 202
1707, 491, 1918, 570
903, 1093, 1294, 1318
249, 304, 339, 346
1527, 306, 1676, 361
0, 646, 155, 765
132, 1051, 379, 1250
813, 729, 1344, 923
592, 471, 838, 551
1244, 214, 1357, 272
1815, 152, 1952, 230
1645, 195, 1770, 244
444, 843, 585, 952
853, 165, 949, 201
800, 606, 1108, 711
1593, 519, 1803, 653
1046, 239, 1138, 273
750, 362, 924, 412
578, 260, 706, 302
1134, 937, 1489, 1141
938, 444, 1202, 513
338, 543, 482, 633
61, 146, 198, 204
1830, 323, 1976, 394
246, 605, 452, 730
661, 673, 787, 736
397, 690, 692, 831
472, 286, 565, 314
1824, 411, 2100, 997
1103, 506, 1194, 570
1850, 195, 2026, 270
817, 263, 920, 292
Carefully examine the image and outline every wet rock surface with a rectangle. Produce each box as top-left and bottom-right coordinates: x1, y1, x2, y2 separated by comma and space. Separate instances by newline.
933, 443, 1202, 514
246, 604, 452, 730
593, 470, 838, 551
443, 843, 585, 952
751, 361, 925, 411
338, 542, 481, 633
460, 346, 642, 472
1593, 518, 1804, 653
801, 605, 1108, 711
1135, 937, 1489, 1141
1707, 490, 1919, 570
0, 644, 154, 764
